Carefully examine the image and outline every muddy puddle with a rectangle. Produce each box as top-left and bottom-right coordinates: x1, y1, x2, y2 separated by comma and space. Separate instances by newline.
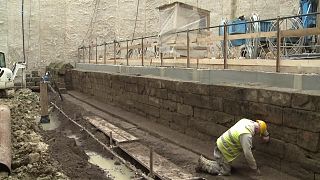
86, 151, 136, 180
40, 113, 61, 130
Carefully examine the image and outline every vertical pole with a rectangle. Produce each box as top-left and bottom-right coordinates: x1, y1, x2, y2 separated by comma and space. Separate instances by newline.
126, 40, 129, 66
40, 82, 50, 123
77, 48, 80, 63
82, 47, 85, 63
187, 30, 190, 68
160, 53, 163, 66
276, 16, 281, 73
95, 39, 98, 64
89, 45, 91, 64
141, 37, 144, 66
104, 42, 107, 64
109, 132, 113, 147
113, 40, 116, 65
223, 23, 228, 69
149, 147, 154, 178
197, 59, 199, 69
317, 6, 320, 52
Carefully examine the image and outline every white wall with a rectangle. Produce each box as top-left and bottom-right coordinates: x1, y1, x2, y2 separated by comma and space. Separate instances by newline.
0, 0, 300, 71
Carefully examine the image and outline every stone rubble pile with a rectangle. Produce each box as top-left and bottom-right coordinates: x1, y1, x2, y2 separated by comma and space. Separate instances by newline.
0, 89, 68, 180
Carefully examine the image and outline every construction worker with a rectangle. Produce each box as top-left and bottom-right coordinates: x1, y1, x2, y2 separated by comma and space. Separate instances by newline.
196, 118, 270, 176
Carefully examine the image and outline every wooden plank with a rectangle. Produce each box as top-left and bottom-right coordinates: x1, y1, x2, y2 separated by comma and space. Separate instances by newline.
84, 116, 138, 143
281, 27, 320, 37
120, 142, 194, 180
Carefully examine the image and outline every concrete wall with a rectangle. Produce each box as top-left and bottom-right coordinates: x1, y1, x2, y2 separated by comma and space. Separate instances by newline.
69, 69, 320, 179
0, 0, 299, 71
75, 63, 320, 91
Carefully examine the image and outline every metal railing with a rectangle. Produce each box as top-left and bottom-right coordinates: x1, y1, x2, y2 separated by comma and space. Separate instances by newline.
77, 12, 320, 73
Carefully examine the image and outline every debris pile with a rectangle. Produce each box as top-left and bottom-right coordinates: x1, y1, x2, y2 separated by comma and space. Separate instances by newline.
0, 89, 67, 180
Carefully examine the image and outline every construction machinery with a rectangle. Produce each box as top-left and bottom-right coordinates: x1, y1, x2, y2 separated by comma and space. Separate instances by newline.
0, 52, 26, 96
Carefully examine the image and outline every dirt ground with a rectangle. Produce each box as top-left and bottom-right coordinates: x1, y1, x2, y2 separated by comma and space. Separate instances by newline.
0, 89, 67, 180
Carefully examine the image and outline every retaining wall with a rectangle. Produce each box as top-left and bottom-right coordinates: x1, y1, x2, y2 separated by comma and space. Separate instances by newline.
70, 69, 320, 179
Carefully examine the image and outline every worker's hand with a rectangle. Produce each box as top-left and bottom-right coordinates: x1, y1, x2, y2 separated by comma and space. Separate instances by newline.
261, 135, 270, 143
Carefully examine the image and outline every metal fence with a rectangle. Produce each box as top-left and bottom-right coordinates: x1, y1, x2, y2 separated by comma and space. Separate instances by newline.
77, 12, 320, 73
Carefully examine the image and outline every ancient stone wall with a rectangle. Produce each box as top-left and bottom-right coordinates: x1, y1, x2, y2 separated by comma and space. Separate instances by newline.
70, 69, 320, 179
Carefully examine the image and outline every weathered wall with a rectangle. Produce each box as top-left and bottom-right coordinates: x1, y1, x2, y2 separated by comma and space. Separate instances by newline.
0, 0, 299, 71
69, 69, 320, 179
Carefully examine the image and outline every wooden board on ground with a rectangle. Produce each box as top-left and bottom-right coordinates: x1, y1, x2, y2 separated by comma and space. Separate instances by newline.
120, 142, 194, 180
84, 116, 138, 143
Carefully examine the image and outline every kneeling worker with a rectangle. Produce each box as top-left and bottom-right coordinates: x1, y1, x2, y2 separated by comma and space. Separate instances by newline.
196, 119, 270, 176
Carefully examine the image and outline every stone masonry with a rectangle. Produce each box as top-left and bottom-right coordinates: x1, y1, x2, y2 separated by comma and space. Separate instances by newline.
69, 69, 320, 180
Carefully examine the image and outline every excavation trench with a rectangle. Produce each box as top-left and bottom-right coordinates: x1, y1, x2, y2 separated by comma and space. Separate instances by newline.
42, 102, 142, 180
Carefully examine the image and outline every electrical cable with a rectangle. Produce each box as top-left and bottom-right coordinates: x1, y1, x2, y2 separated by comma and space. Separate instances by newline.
132, 0, 140, 43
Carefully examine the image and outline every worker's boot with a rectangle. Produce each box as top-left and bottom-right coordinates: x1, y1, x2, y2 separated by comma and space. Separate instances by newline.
195, 155, 220, 175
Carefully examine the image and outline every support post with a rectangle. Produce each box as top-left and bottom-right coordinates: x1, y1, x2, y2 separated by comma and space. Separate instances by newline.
276, 16, 281, 73
109, 132, 113, 147
82, 47, 85, 63
89, 45, 91, 64
187, 30, 190, 68
317, 5, 320, 52
149, 147, 154, 178
223, 23, 228, 69
77, 48, 80, 63
104, 42, 107, 64
95, 39, 98, 64
160, 53, 163, 66
113, 40, 116, 65
126, 40, 129, 66
40, 82, 50, 123
141, 37, 144, 66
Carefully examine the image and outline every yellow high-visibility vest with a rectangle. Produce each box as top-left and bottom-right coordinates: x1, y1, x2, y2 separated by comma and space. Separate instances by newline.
216, 119, 253, 162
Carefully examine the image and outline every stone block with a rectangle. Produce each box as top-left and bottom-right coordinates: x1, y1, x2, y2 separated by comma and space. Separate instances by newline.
177, 103, 193, 116
183, 93, 211, 109
148, 96, 161, 108
161, 79, 176, 91
297, 130, 320, 152
283, 108, 320, 132
222, 99, 248, 116
211, 85, 239, 99
144, 104, 160, 118
291, 93, 316, 111
124, 75, 138, 84
185, 128, 212, 141
137, 76, 147, 85
253, 137, 285, 158
283, 143, 305, 162
248, 102, 283, 125
159, 108, 173, 126
147, 78, 162, 88
193, 107, 214, 121
268, 124, 297, 144
213, 111, 234, 127
189, 118, 228, 138
211, 97, 223, 111
254, 151, 281, 170
258, 89, 291, 107
146, 87, 157, 97
156, 89, 168, 99
176, 81, 210, 95
170, 113, 190, 133
168, 90, 184, 103
162, 99, 177, 112
137, 85, 146, 94
281, 161, 315, 180
125, 83, 138, 93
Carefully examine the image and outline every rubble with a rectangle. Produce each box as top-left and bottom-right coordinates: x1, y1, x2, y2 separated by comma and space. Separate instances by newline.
0, 89, 68, 180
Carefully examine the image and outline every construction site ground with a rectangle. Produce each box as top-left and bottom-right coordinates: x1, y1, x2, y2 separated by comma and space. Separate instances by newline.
2, 89, 300, 180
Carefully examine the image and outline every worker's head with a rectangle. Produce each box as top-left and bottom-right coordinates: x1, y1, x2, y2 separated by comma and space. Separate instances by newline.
255, 120, 267, 136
